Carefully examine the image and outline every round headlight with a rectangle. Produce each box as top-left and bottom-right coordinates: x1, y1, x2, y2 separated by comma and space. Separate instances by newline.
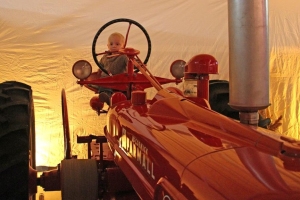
170, 60, 186, 79
72, 60, 92, 79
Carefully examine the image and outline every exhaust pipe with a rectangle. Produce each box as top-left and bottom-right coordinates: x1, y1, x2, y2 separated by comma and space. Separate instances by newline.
228, 0, 270, 125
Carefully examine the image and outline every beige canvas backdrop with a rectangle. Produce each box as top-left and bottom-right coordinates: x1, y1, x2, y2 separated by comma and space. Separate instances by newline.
0, 0, 299, 166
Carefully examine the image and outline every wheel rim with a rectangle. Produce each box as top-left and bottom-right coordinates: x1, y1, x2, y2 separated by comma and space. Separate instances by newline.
61, 89, 71, 159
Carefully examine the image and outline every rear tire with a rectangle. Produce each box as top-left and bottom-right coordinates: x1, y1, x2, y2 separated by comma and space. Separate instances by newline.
209, 80, 239, 120
0, 81, 35, 200
209, 80, 270, 128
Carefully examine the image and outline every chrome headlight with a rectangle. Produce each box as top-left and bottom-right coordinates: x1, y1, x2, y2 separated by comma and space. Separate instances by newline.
72, 60, 92, 79
170, 60, 186, 79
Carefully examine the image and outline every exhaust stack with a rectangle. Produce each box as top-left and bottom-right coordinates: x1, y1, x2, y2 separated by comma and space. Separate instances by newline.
228, 0, 270, 125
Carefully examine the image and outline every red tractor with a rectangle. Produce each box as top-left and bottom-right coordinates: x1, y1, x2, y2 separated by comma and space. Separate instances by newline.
1, 17, 300, 200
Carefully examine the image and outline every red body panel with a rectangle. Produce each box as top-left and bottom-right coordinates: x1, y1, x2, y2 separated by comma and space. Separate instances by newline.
104, 90, 300, 200
70, 17, 300, 200
78, 72, 181, 93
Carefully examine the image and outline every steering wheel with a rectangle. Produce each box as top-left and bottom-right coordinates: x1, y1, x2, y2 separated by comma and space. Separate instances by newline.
61, 89, 72, 159
92, 18, 151, 74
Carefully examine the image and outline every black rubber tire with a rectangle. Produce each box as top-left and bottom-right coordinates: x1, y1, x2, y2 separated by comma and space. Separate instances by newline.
209, 80, 270, 128
0, 81, 35, 200
209, 80, 239, 120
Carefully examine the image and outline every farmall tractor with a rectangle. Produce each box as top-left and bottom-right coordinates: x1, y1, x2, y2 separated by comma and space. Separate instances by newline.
1, 5, 300, 200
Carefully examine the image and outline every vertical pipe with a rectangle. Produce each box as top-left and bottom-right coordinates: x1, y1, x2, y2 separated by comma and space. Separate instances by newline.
197, 74, 209, 101
228, 0, 270, 125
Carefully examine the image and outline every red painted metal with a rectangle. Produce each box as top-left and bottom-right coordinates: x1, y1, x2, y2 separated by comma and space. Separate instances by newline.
103, 89, 300, 199
35, 12, 300, 199
35, 17, 300, 200
90, 96, 104, 114
184, 54, 218, 101
185, 54, 218, 74
73, 47, 300, 199
66, 44, 300, 199
111, 92, 127, 105
78, 71, 180, 92
68, 18, 300, 199
196, 74, 209, 100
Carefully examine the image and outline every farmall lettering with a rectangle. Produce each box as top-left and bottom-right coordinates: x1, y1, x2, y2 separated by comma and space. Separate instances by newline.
119, 128, 155, 179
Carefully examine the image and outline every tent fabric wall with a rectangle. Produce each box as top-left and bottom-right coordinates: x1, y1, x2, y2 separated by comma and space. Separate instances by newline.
0, 0, 299, 166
